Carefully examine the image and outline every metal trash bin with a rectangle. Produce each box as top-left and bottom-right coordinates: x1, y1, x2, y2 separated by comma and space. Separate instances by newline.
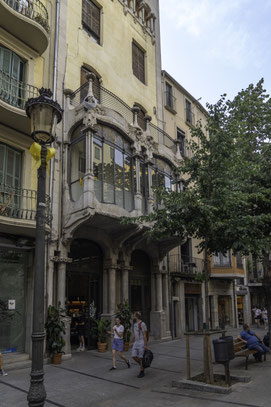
213, 336, 234, 364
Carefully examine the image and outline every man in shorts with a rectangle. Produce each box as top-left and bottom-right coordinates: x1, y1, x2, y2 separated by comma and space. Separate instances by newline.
131, 312, 148, 378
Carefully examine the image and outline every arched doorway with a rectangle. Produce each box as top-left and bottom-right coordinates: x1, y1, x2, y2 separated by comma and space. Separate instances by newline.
66, 239, 103, 349
129, 250, 151, 328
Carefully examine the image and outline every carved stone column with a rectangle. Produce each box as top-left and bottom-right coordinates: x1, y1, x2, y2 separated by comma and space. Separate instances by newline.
121, 266, 131, 302
156, 272, 163, 312
162, 273, 170, 331
151, 272, 156, 311
103, 269, 108, 314
108, 266, 117, 314
132, 105, 140, 128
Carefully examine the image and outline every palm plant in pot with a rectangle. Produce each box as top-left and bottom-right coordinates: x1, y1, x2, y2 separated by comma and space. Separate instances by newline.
116, 300, 132, 351
96, 317, 110, 352
45, 305, 66, 364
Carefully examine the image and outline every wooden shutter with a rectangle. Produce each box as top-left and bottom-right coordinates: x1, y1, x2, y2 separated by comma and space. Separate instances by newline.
132, 42, 145, 84
82, 0, 100, 42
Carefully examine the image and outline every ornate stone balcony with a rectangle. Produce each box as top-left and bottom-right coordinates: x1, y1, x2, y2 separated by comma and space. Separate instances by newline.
0, 0, 49, 55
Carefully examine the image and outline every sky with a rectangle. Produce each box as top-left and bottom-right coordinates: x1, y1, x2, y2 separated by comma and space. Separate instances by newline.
159, 0, 271, 109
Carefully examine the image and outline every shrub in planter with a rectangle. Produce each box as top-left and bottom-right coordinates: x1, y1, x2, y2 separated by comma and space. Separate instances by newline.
45, 305, 66, 364
116, 300, 132, 349
96, 317, 110, 352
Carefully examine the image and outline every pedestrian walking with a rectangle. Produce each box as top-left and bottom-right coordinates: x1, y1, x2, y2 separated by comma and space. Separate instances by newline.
255, 307, 262, 328
263, 308, 268, 330
74, 311, 86, 351
109, 317, 130, 371
0, 352, 7, 376
131, 312, 148, 378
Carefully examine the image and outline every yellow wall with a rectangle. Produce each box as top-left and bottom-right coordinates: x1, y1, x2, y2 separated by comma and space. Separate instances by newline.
65, 0, 158, 124
211, 252, 245, 278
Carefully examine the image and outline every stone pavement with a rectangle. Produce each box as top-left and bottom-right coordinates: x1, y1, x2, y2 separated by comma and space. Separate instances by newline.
1, 327, 271, 407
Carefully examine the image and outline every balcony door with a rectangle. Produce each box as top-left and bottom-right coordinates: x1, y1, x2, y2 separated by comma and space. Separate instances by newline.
0, 143, 22, 216
0, 46, 25, 107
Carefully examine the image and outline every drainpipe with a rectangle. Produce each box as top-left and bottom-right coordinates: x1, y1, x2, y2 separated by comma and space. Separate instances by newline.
47, 0, 60, 307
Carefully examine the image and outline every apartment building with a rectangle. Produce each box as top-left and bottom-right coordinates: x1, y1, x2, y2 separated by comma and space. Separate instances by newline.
0, 0, 56, 357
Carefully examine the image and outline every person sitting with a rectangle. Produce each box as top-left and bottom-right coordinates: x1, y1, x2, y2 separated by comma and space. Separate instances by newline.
0, 352, 8, 376
238, 323, 270, 362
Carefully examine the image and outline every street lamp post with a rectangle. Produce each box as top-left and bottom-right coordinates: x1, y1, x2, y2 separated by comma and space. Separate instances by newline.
25, 88, 62, 407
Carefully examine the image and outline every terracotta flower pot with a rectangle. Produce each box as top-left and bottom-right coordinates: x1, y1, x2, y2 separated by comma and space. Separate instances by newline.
52, 353, 62, 365
97, 342, 107, 353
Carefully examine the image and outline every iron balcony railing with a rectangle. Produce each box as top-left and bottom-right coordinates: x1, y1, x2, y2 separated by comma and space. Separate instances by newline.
165, 90, 176, 111
0, 183, 52, 225
168, 254, 204, 276
70, 82, 176, 149
3, 0, 49, 32
0, 70, 39, 110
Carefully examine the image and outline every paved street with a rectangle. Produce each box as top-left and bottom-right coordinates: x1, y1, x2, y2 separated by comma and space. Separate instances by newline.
1, 327, 270, 407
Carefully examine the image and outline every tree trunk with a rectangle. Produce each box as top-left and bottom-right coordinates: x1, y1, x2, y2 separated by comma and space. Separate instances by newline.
204, 243, 210, 331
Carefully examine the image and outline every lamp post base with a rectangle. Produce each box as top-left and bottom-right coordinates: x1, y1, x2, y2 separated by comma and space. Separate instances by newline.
27, 370, 46, 407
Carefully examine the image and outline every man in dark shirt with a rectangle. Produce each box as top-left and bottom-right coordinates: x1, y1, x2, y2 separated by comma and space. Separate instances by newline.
238, 323, 270, 361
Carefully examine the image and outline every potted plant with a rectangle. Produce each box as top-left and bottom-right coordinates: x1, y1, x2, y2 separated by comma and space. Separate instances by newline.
116, 300, 132, 351
45, 305, 66, 364
96, 317, 110, 352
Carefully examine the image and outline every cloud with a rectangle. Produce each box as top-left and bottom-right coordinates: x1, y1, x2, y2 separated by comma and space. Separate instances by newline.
160, 0, 264, 70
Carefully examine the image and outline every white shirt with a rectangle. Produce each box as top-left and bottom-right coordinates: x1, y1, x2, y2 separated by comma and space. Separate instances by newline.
113, 324, 124, 339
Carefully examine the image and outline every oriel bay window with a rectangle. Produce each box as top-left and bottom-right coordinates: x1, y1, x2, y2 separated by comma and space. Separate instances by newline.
93, 125, 134, 211
70, 126, 86, 201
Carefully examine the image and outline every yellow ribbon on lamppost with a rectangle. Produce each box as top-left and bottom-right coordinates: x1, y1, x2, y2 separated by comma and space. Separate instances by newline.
29, 142, 56, 169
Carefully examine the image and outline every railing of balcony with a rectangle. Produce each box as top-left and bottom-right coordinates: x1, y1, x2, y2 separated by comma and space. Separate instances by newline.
168, 254, 204, 276
0, 70, 39, 110
165, 90, 176, 111
70, 82, 175, 149
185, 107, 195, 126
3, 0, 49, 32
0, 183, 52, 225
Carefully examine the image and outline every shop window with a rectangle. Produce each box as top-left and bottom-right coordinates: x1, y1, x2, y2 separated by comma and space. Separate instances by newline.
0, 45, 25, 108
132, 42, 145, 84
82, 0, 101, 44
80, 66, 100, 103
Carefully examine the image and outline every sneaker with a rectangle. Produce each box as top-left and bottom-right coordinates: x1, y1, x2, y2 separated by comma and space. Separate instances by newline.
109, 367, 116, 371
80, 346, 86, 351
0, 370, 8, 376
76, 346, 82, 352
137, 371, 145, 378
126, 360, 130, 368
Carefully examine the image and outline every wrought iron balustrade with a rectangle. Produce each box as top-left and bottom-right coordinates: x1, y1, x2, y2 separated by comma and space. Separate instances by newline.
0, 183, 52, 225
70, 82, 175, 149
169, 254, 204, 276
0, 70, 39, 109
3, 0, 49, 32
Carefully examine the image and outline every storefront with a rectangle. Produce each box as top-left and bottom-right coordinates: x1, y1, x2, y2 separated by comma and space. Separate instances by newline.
66, 239, 103, 349
184, 283, 202, 332
218, 295, 232, 326
0, 247, 29, 354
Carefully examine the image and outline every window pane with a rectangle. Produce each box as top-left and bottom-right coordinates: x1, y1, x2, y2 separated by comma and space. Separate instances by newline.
103, 143, 114, 203
93, 138, 102, 202
82, 0, 100, 43
124, 155, 133, 211
71, 139, 86, 183
115, 149, 124, 208
132, 42, 145, 84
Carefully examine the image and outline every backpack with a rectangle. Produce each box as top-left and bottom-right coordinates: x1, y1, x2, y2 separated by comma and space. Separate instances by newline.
142, 349, 154, 368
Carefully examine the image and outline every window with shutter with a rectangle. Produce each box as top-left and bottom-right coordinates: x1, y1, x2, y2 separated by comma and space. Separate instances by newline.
132, 42, 145, 84
80, 66, 100, 103
82, 0, 101, 44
